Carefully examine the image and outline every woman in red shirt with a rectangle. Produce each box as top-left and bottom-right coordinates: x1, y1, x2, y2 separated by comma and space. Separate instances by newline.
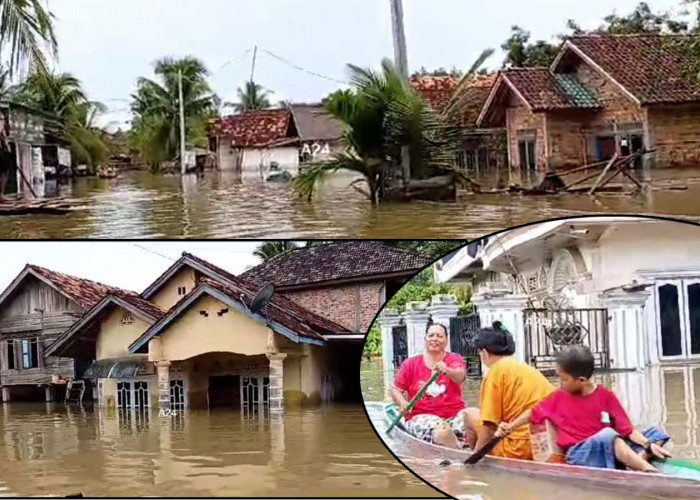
391, 323, 467, 448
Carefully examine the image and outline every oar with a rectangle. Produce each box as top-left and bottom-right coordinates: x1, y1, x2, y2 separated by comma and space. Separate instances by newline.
464, 435, 504, 465
386, 370, 440, 435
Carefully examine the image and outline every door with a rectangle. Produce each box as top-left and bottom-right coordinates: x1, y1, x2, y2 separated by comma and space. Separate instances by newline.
656, 279, 700, 360
518, 138, 536, 172
208, 375, 240, 408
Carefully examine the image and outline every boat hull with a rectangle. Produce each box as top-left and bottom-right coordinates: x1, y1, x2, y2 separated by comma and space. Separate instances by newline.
381, 403, 700, 499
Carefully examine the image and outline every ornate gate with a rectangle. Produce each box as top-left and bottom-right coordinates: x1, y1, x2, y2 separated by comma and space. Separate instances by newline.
449, 315, 482, 377
392, 325, 408, 368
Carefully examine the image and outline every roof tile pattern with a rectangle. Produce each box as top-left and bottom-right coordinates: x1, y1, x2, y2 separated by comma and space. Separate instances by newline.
28, 265, 135, 310
411, 76, 461, 114
241, 241, 432, 288
568, 34, 700, 104
503, 68, 592, 110
210, 109, 293, 147
118, 294, 165, 320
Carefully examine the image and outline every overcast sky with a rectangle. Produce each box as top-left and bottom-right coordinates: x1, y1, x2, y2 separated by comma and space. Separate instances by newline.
47, 0, 685, 129
0, 241, 263, 294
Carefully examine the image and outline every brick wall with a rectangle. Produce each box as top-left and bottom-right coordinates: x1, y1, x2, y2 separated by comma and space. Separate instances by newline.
546, 111, 590, 169
506, 104, 547, 176
576, 63, 644, 128
648, 104, 700, 167
282, 281, 385, 333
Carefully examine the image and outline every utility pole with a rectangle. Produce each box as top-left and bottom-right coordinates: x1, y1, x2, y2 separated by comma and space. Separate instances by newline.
390, 0, 411, 187
178, 69, 186, 175
250, 45, 258, 83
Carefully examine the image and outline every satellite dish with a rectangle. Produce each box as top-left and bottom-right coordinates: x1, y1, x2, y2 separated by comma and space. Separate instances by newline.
250, 283, 275, 315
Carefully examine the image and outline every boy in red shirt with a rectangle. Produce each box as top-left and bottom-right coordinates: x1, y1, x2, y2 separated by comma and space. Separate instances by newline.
497, 346, 672, 472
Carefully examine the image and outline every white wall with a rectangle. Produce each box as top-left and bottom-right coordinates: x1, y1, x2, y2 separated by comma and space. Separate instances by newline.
218, 146, 299, 179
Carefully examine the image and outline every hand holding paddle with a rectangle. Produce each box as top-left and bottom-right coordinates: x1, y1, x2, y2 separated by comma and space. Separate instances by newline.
386, 370, 440, 435
463, 421, 513, 465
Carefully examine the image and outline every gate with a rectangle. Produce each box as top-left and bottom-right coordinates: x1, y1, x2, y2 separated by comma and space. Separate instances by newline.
391, 325, 408, 368
449, 315, 482, 377
523, 308, 610, 371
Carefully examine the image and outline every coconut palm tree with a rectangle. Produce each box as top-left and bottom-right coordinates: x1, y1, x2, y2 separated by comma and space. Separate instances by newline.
129, 57, 218, 169
292, 59, 461, 204
0, 0, 56, 76
253, 241, 300, 261
232, 81, 272, 112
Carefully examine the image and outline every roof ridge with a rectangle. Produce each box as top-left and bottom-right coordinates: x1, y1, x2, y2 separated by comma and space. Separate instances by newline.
571, 33, 700, 39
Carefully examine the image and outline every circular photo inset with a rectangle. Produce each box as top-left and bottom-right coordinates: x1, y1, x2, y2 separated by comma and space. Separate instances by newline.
361, 216, 700, 500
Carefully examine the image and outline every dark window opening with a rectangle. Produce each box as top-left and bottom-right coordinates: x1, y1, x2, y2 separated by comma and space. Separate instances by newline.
6, 341, 15, 370
518, 139, 536, 171
177, 286, 187, 296
659, 284, 683, 357
688, 283, 700, 356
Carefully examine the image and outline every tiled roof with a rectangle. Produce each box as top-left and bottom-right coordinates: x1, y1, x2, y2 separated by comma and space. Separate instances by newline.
179, 253, 351, 336
241, 241, 432, 288
289, 104, 345, 142
411, 75, 498, 128
566, 34, 700, 104
27, 265, 135, 310
209, 109, 294, 147
502, 68, 600, 111
117, 294, 165, 320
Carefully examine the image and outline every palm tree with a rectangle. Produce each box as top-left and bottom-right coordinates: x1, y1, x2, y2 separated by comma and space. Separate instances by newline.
253, 241, 300, 261
292, 59, 460, 204
17, 71, 108, 171
232, 81, 272, 112
0, 0, 57, 76
129, 57, 218, 169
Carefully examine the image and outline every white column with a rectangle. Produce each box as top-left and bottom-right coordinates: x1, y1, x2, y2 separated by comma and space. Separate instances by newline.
378, 308, 402, 370
2, 386, 10, 403
472, 293, 529, 363
267, 353, 287, 413
600, 291, 651, 371
156, 360, 171, 411
403, 301, 430, 357
428, 295, 460, 352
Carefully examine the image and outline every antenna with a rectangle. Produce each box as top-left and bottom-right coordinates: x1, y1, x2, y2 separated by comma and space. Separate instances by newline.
250, 283, 275, 315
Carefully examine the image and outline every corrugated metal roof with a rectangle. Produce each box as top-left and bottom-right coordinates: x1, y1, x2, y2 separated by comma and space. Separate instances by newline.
82, 356, 153, 379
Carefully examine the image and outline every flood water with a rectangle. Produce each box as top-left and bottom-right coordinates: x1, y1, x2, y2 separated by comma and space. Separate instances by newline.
0, 403, 437, 498
2, 169, 700, 239
361, 359, 700, 500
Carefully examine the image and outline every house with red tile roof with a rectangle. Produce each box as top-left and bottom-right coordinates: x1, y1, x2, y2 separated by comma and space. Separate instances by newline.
411, 74, 507, 177
478, 34, 700, 181
1, 242, 426, 410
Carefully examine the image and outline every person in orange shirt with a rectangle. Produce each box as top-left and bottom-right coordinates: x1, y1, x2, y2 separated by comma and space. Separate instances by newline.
463, 323, 554, 460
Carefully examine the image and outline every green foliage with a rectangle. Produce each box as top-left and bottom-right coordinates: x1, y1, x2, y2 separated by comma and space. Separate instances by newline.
412, 66, 464, 78
380, 240, 465, 260
386, 267, 472, 316
129, 57, 218, 169
0, 0, 57, 77
501, 26, 561, 68
364, 323, 382, 357
253, 241, 301, 261
228, 81, 272, 112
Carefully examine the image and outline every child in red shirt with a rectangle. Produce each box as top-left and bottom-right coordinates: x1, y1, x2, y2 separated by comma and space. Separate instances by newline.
497, 346, 672, 472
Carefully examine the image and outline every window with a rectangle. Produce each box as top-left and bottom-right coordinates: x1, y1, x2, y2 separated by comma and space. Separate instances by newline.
117, 380, 151, 410
177, 286, 187, 296
656, 279, 700, 360
117, 381, 132, 408
21, 338, 39, 369
241, 376, 269, 410
170, 379, 186, 410
518, 138, 536, 171
6, 340, 15, 370
120, 312, 134, 325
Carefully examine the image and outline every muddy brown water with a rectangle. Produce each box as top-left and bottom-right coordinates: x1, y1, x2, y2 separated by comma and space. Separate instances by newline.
1, 169, 700, 239
361, 359, 700, 500
0, 403, 436, 497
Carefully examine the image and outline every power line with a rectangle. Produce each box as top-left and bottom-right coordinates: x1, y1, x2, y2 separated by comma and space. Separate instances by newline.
215, 48, 254, 75
132, 244, 178, 263
259, 48, 347, 85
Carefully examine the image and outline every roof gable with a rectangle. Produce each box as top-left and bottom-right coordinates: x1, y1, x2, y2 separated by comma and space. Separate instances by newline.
555, 35, 700, 105
289, 104, 344, 142
240, 241, 432, 289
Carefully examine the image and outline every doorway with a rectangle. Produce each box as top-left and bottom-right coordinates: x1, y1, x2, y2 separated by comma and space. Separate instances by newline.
655, 279, 700, 360
208, 375, 241, 408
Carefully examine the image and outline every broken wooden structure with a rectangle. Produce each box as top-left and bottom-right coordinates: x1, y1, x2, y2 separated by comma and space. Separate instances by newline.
0, 199, 84, 216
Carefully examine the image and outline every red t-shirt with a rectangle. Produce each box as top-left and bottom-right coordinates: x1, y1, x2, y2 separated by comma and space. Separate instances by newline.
394, 353, 467, 420
531, 386, 634, 450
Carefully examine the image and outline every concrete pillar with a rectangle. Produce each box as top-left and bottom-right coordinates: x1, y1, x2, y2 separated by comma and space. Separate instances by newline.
269, 411, 285, 468
156, 360, 171, 411
44, 386, 52, 402
2, 387, 9, 403
600, 291, 651, 371
266, 353, 287, 413
378, 308, 402, 370
472, 293, 529, 363
403, 301, 430, 357
428, 295, 460, 352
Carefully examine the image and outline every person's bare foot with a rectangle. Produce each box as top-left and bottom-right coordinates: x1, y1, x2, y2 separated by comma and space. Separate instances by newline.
433, 421, 460, 449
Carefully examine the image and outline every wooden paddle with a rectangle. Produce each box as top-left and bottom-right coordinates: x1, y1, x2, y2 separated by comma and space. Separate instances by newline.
464, 435, 505, 465
386, 370, 440, 435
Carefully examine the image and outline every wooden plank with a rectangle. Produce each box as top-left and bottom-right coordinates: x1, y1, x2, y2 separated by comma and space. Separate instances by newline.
589, 154, 619, 195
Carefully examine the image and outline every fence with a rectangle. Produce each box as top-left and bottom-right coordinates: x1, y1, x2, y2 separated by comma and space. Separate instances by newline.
449, 314, 482, 377
391, 325, 408, 369
523, 308, 610, 371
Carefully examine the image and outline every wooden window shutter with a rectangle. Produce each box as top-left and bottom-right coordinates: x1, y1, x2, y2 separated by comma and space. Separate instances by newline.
37, 338, 44, 369
14, 340, 21, 370
0, 340, 7, 372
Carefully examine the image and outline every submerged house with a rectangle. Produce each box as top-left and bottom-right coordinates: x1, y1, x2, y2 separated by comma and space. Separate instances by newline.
478, 34, 700, 182
435, 217, 700, 372
289, 104, 344, 165
241, 241, 432, 334
411, 75, 506, 176
0, 265, 131, 402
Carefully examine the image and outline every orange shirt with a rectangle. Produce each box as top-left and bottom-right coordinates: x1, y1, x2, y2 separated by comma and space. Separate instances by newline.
479, 356, 554, 460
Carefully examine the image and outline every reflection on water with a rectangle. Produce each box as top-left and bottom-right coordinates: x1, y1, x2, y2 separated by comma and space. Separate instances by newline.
0, 403, 435, 497
2, 169, 700, 239
362, 359, 700, 500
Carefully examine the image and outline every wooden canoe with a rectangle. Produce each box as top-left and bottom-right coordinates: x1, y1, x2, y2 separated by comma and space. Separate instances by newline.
381, 404, 700, 499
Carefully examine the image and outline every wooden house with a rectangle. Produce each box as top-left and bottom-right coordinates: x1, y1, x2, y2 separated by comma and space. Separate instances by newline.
477, 34, 700, 184
0, 265, 132, 401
